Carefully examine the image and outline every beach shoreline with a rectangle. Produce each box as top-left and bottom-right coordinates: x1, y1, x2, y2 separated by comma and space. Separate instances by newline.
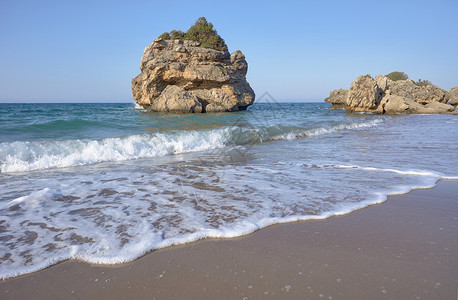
1, 180, 457, 299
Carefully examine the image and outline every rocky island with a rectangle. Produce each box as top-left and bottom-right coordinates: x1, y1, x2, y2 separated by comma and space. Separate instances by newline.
325, 72, 458, 114
131, 17, 255, 113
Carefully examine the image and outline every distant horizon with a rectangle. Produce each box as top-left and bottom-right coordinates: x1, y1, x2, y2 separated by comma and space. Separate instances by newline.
0, 99, 325, 104
1, 0, 457, 103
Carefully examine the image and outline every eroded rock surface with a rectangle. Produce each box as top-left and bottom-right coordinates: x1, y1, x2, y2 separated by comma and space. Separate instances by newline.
132, 39, 255, 113
346, 75, 384, 112
324, 88, 348, 109
446, 86, 458, 107
325, 74, 455, 114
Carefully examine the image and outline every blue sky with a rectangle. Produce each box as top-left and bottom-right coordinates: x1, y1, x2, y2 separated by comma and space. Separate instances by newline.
1, 0, 457, 103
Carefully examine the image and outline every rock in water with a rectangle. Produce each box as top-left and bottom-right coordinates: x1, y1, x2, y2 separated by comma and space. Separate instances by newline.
386, 79, 447, 105
324, 88, 348, 109
131, 39, 255, 113
324, 74, 455, 114
346, 75, 384, 112
446, 86, 458, 107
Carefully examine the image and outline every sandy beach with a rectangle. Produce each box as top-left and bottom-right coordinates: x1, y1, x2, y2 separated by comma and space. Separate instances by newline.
1, 180, 457, 299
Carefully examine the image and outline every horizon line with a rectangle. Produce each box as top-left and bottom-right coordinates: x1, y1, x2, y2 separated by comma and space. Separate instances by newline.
0, 100, 325, 104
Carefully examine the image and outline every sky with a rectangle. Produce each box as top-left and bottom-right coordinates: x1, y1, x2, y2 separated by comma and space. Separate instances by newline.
1, 0, 457, 103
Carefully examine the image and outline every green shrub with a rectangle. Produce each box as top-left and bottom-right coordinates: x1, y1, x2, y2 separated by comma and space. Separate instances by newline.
170, 30, 185, 40
158, 32, 171, 39
385, 71, 409, 81
415, 79, 432, 86
156, 17, 228, 52
184, 17, 228, 51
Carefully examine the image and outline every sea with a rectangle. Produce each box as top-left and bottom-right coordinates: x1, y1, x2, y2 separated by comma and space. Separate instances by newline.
1, 102, 457, 279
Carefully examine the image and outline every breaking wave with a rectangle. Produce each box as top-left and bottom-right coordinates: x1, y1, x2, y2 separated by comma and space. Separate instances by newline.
0, 119, 384, 173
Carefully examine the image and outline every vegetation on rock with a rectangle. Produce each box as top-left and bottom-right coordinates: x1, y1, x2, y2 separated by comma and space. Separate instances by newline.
415, 78, 432, 86
385, 71, 433, 87
158, 17, 228, 52
158, 30, 185, 40
385, 71, 409, 81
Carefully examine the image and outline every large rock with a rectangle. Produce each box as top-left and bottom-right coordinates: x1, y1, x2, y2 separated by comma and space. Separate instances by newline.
387, 79, 447, 104
424, 101, 455, 114
325, 74, 455, 114
446, 86, 458, 107
324, 88, 348, 109
379, 94, 454, 114
132, 38, 255, 112
378, 94, 411, 114
150, 85, 202, 113
346, 75, 384, 112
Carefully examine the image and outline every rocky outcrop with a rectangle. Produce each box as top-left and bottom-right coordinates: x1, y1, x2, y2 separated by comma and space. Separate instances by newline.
424, 101, 455, 114
150, 85, 202, 113
346, 75, 385, 112
379, 94, 454, 114
325, 74, 455, 114
386, 79, 447, 105
131, 38, 255, 113
324, 89, 347, 109
446, 86, 458, 107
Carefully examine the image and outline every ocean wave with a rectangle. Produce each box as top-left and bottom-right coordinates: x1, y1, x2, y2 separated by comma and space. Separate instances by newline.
0, 129, 231, 173
0, 119, 385, 173
134, 103, 146, 110
272, 119, 384, 140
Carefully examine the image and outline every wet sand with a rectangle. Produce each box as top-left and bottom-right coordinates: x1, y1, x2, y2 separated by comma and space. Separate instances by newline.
1, 180, 457, 299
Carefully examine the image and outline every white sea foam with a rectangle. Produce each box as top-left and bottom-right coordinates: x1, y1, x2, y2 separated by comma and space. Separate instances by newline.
277, 119, 384, 140
0, 129, 231, 173
134, 103, 145, 110
302, 164, 443, 178
0, 119, 386, 173
0, 156, 449, 279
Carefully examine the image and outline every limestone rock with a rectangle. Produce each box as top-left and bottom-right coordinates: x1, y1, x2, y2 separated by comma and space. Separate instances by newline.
424, 101, 454, 114
346, 75, 384, 112
131, 38, 255, 113
151, 85, 202, 113
446, 86, 458, 107
379, 95, 452, 114
379, 94, 410, 114
324, 89, 348, 109
375, 75, 388, 91
230, 50, 248, 75
326, 73, 455, 114
387, 79, 447, 104
380, 94, 444, 114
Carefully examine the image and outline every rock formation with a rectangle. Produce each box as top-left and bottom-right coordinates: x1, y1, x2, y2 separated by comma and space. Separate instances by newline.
325, 74, 456, 114
131, 38, 255, 113
346, 75, 385, 112
446, 86, 458, 107
324, 89, 347, 109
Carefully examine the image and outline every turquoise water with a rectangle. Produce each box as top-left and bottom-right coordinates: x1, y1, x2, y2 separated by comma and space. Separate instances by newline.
1, 102, 457, 278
